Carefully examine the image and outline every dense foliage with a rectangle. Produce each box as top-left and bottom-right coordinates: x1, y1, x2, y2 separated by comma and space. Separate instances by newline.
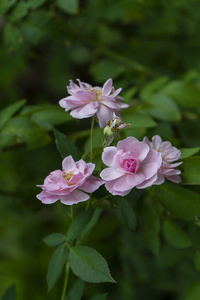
1, 0, 200, 299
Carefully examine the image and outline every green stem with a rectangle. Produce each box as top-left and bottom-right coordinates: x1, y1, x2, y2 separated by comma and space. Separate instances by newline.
90, 116, 95, 162
60, 261, 70, 300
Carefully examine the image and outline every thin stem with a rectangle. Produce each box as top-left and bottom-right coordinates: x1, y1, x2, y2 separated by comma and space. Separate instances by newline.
90, 116, 95, 162
60, 261, 70, 300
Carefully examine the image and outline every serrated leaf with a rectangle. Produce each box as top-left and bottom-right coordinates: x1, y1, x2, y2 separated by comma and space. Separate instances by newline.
47, 244, 69, 292
154, 182, 200, 221
1, 284, 17, 300
69, 246, 116, 283
66, 211, 93, 242
180, 147, 200, 158
186, 281, 200, 300
182, 156, 200, 185
57, 0, 78, 14
54, 128, 80, 161
90, 293, 108, 300
0, 100, 26, 129
66, 279, 85, 300
162, 220, 192, 248
161, 81, 200, 108
112, 197, 136, 230
43, 233, 66, 247
80, 208, 102, 240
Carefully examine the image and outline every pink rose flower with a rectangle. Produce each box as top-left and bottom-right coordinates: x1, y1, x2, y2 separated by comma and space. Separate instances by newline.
100, 137, 162, 196
143, 135, 182, 184
36, 156, 104, 205
59, 78, 129, 128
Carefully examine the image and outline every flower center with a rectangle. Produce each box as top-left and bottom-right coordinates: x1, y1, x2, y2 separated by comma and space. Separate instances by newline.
87, 87, 103, 99
123, 158, 140, 173
63, 172, 73, 181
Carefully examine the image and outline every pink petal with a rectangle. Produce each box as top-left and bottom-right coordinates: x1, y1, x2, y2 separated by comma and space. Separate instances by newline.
80, 176, 104, 193
62, 156, 76, 172
126, 172, 146, 187
110, 88, 122, 98
113, 175, 132, 192
100, 167, 124, 181
152, 135, 163, 151
96, 104, 113, 128
102, 146, 118, 166
60, 189, 89, 205
70, 102, 99, 119
142, 149, 162, 165
136, 173, 158, 188
102, 79, 113, 95
165, 174, 181, 183
36, 191, 60, 204
105, 180, 131, 196
140, 162, 160, 180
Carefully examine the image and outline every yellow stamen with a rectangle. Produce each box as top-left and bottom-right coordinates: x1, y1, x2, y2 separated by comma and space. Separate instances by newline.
63, 172, 73, 181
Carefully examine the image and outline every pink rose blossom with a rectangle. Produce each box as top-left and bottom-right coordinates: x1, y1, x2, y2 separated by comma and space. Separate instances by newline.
143, 135, 182, 184
59, 79, 129, 128
36, 156, 104, 205
100, 137, 162, 196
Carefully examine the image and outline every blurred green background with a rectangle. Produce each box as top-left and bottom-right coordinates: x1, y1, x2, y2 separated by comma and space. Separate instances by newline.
1, 0, 200, 299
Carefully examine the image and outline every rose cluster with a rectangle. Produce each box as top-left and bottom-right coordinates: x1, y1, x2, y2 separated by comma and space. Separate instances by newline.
37, 79, 182, 205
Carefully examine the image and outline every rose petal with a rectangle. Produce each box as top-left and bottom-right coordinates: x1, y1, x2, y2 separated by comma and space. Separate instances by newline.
60, 189, 89, 205
102, 146, 118, 167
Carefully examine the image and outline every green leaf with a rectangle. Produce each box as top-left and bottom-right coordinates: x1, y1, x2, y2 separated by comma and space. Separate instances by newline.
138, 197, 160, 255
140, 76, 170, 99
66, 211, 93, 242
57, 0, 79, 14
80, 208, 102, 240
182, 156, 200, 185
9, 1, 30, 22
28, 0, 47, 9
122, 112, 157, 128
112, 197, 136, 230
1, 284, 17, 300
143, 93, 181, 122
154, 182, 200, 221
161, 81, 200, 108
47, 244, 69, 292
186, 281, 200, 300
43, 233, 66, 247
67, 279, 85, 300
69, 246, 116, 283
180, 147, 200, 158
0, 100, 26, 129
0, 0, 17, 15
31, 106, 72, 130
3, 23, 23, 51
162, 220, 192, 248
194, 251, 200, 272
1, 117, 51, 149
90, 293, 108, 300
122, 86, 138, 102
54, 128, 80, 161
